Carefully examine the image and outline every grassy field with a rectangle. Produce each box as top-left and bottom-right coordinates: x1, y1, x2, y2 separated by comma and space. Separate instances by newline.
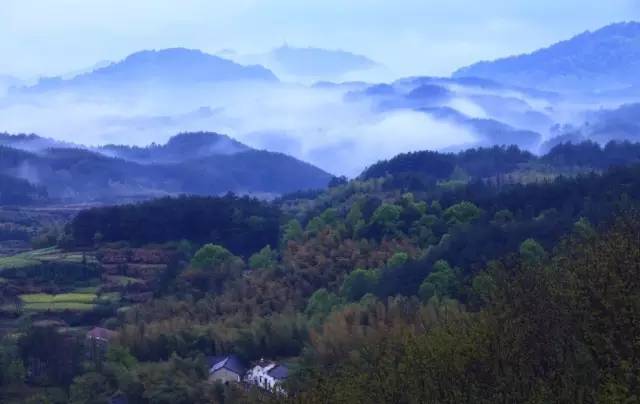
0, 248, 98, 272
0, 247, 133, 315
21, 293, 98, 304
16, 292, 100, 312
0, 289, 121, 313
0, 255, 41, 270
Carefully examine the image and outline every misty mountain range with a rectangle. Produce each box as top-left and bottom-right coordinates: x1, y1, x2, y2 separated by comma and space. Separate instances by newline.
1, 21, 640, 184
344, 76, 552, 150
220, 45, 382, 82
14, 45, 378, 94
0, 132, 332, 203
542, 103, 640, 151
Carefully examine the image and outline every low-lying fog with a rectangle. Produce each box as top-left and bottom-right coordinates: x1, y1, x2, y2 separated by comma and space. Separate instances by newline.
0, 78, 633, 177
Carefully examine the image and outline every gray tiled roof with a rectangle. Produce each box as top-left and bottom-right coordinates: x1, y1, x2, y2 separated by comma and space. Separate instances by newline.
267, 364, 289, 380
209, 354, 246, 375
208, 355, 226, 369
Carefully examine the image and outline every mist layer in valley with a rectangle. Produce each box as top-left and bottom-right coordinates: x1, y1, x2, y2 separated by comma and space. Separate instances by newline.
0, 66, 568, 177
4, 22, 640, 177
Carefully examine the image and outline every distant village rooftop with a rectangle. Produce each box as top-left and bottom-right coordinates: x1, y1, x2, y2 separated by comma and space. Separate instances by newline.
207, 354, 290, 393
86, 326, 118, 341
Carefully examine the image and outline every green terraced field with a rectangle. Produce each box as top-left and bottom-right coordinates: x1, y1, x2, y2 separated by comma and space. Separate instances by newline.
12, 292, 103, 312
0, 255, 41, 270
0, 290, 121, 313
20, 293, 98, 304
0, 248, 98, 271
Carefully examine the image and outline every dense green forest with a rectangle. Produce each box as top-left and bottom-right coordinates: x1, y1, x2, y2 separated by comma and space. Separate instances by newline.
0, 174, 47, 205
1, 142, 640, 403
2, 137, 640, 205
361, 140, 640, 184
288, 215, 640, 403
67, 195, 281, 256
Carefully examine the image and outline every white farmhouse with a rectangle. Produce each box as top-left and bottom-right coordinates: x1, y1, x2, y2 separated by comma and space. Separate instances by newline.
245, 360, 289, 394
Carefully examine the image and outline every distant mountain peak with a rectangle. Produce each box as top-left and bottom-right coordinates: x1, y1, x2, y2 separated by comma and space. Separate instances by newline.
24, 48, 277, 92
100, 131, 251, 164
164, 131, 249, 154
267, 45, 378, 78
453, 21, 640, 92
123, 47, 208, 62
86, 47, 278, 83
273, 44, 373, 59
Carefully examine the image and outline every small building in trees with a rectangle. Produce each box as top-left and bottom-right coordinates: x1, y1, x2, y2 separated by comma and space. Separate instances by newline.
86, 327, 118, 343
208, 354, 246, 384
245, 360, 289, 394
86, 327, 118, 364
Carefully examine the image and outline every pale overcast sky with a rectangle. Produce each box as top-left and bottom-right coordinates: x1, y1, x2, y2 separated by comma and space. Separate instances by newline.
1, 0, 639, 78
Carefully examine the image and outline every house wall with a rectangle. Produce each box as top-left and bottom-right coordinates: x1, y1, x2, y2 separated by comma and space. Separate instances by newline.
246, 364, 287, 395
246, 365, 279, 390
209, 368, 240, 384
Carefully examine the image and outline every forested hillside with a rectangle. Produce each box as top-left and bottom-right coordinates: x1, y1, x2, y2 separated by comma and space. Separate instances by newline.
361, 140, 640, 183
290, 215, 640, 403
68, 195, 281, 256
8, 4, 640, 403
0, 174, 47, 205
6, 134, 640, 205
2, 142, 640, 403
454, 22, 640, 92
0, 132, 333, 202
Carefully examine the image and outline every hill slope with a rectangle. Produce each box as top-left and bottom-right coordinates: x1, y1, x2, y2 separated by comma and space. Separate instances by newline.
454, 22, 640, 92
0, 132, 332, 202
99, 132, 250, 163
